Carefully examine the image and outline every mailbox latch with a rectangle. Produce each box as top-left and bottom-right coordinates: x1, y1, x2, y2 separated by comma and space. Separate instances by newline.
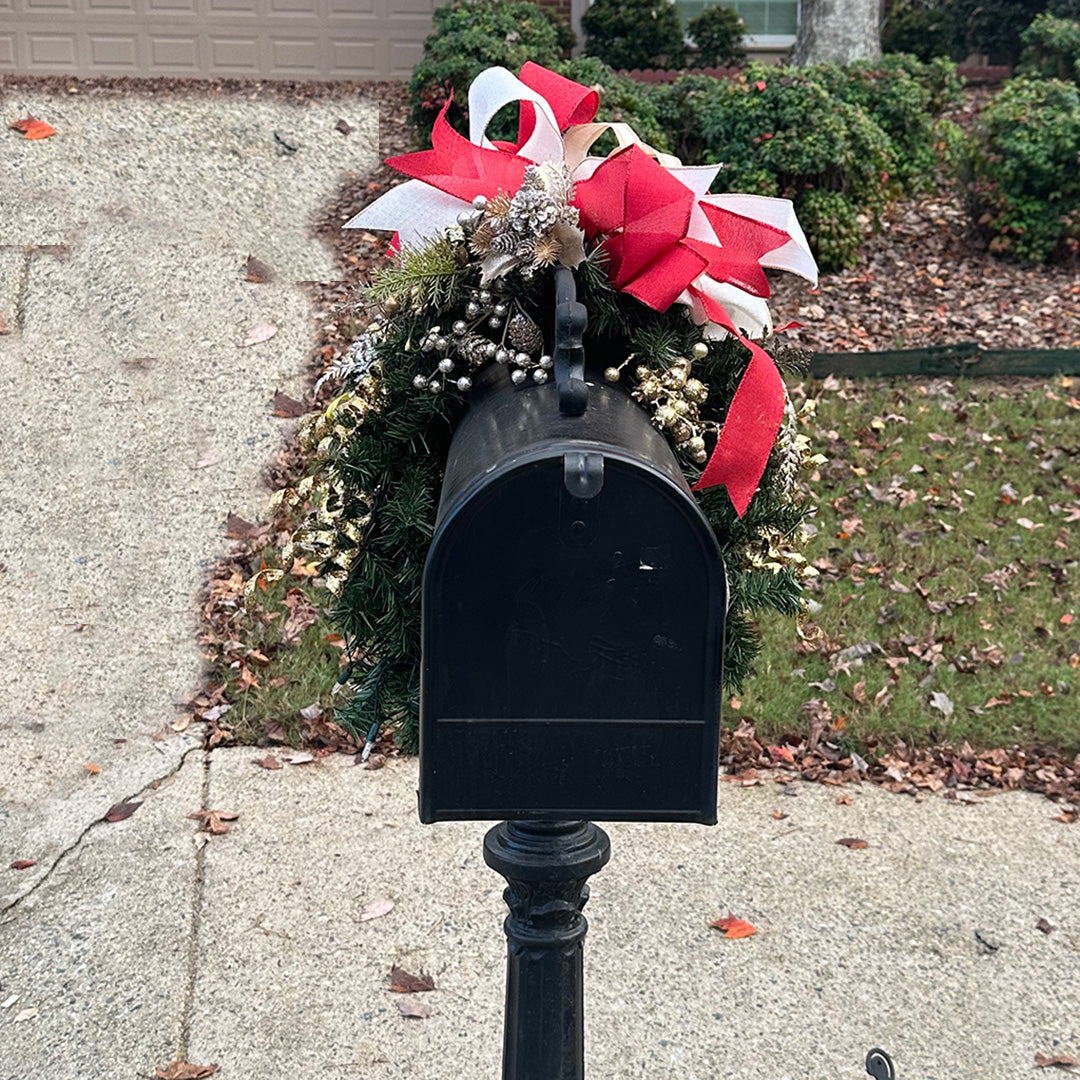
563, 451, 604, 500
553, 266, 588, 417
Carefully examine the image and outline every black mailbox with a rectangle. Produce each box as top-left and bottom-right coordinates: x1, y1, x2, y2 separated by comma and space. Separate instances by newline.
419, 357, 728, 824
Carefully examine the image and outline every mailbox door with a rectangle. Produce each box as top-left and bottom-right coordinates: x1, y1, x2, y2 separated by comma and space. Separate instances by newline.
420, 435, 726, 824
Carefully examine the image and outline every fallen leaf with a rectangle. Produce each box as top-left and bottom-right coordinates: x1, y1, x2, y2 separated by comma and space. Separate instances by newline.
9, 860, 36, 870
241, 322, 278, 347
389, 965, 436, 993
1035, 1052, 1079, 1070
1052, 809, 1078, 824
335, 118, 353, 136
253, 754, 282, 770
772, 809, 789, 820
244, 255, 275, 283
155, 1063, 219, 1080
105, 801, 142, 823
225, 513, 263, 540
837, 837, 869, 850
359, 897, 395, 922
835, 794, 854, 805
283, 751, 315, 765
396, 997, 431, 1019
929, 690, 954, 717
84, 763, 100, 775
187, 809, 238, 835
1062, 614, 1075, 626
9, 113, 56, 139
192, 451, 222, 470
13, 1007, 38, 1023
709, 913, 757, 939
0, 313, 11, 335
272, 390, 307, 418
122, 356, 156, 369
1036, 917, 1055, 934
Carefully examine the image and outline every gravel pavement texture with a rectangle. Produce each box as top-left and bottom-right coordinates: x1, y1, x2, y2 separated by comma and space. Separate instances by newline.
0, 86, 1078, 1080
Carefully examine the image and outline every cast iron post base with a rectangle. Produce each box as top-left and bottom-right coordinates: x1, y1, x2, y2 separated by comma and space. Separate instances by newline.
483, 820, 611, 1080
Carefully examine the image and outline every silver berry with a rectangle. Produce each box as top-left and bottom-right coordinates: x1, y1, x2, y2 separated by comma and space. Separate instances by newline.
428, 379, 441, 393
493, 302, 508, 317
515, 352, 531, 367
511, 368, 527, 385
473, 195, 488, 210
456, 376, 473, 391
452, 320, 467, 335
438, 358, 454, 374
539, 354, 554, 370
532, 369, 548, 384
479, 290, 492, 304
465, 302, 481, 318
488, 316, 502, 330
692, 341, 709, 360
495, 347, 511, 364
413, 374, 428, 389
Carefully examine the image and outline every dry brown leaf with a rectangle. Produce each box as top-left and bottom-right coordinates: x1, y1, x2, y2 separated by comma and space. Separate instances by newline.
771, 809, 789, 820
0, 313, 11, 335
105, 801, 142, 823
225, 513, 263, 540
156, 1062, 219, 1079
253, 754, 282, 770
709, 913, 757, 939
1035, 1053, 1079, 1070
389, 965, 436, 993
84, 763, 101, 775
837, 837, 869, 850
272, 390, 307, 418
1051, 810, 1078, 824
9, 860, 36, 870
1036, 917, 1055, 935
283, 751, 315, 765
244, 255, 275, 283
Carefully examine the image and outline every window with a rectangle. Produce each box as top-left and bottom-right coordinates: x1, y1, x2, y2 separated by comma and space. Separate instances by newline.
677, 0, 799, 41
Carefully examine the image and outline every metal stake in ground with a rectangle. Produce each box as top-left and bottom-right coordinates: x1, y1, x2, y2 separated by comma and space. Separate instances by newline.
483, 820, 611, 1080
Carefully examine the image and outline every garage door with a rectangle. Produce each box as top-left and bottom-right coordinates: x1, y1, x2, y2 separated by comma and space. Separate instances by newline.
0, 0, 440, 80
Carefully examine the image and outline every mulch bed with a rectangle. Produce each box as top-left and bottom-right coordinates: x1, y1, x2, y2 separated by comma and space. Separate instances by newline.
175, 79, 1078, 809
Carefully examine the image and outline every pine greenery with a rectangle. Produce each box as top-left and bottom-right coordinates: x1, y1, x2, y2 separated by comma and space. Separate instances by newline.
290, 244, 815, 749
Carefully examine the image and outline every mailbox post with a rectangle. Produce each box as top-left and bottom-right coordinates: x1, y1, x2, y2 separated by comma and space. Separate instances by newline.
420, 269, 728, 1080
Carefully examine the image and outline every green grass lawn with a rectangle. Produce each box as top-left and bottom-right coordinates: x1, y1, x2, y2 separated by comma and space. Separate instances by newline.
216, 375, 1080, 756
740, 375, 1080, 753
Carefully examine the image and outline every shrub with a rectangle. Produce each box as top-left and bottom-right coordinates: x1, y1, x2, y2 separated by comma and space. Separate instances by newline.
686, 5, 747, 69
966, 76, 1080, 261
682, 63, 895, 269
811, 55, 963, 193
947, 0, 1046, 66
882, 2, 955, 62
581, 0, 686, 71
409, 0, 573, 142
1019, 13, 1080, 83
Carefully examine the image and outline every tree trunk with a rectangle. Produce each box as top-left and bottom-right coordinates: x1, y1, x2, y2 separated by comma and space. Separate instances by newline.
790, 0, 882, 66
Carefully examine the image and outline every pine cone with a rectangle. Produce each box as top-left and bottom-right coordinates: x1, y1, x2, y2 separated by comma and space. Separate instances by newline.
508, 311, 543, 353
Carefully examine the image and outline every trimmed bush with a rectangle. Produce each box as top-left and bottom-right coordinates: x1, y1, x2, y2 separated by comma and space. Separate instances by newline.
409, 0, 573, 142
966, 76, 1080, 262
686, 5, 747, 69
1019, 13, 1080, 83
581, 0, 686, 71
680, 64, 895, 270
812, 54, 963, 193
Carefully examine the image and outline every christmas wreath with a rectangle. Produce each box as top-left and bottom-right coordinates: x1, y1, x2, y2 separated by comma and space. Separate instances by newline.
267, 62, 822, 752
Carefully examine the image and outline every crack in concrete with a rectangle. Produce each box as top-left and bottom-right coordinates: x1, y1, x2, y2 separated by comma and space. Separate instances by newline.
0, 743, 203, 918
177, 749, 213, 1061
